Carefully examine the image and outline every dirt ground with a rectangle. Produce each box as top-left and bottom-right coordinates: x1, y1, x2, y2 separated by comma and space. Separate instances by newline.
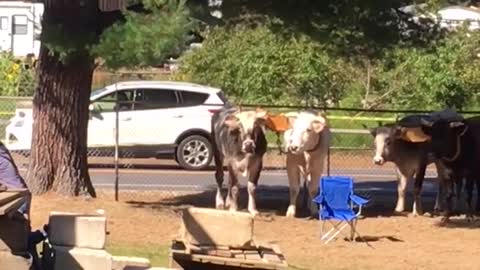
30, 190, 480, 270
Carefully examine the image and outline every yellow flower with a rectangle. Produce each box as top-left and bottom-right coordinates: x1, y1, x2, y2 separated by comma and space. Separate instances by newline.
6, 74, 13, 81
12, 63, 19, 71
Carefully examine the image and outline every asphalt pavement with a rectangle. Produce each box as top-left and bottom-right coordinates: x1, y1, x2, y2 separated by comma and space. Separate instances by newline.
83, 167, 440, 195
17, 166, 440, 195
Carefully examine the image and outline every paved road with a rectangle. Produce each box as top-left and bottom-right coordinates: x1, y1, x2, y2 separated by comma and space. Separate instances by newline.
18, 167, 440, 195
83, 168, 440, 195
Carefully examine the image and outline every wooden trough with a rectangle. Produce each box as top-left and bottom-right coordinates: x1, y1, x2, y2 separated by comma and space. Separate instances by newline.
169, 207, 288, 270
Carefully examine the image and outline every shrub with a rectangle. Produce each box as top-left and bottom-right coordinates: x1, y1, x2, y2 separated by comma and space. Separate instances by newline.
0, 52, 36, 96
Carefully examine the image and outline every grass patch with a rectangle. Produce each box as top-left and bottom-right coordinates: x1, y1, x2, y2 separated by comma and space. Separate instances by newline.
106, 243, 170, 267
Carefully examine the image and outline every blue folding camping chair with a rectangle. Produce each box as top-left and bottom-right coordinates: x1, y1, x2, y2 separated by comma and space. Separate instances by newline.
313, 176, 369, 244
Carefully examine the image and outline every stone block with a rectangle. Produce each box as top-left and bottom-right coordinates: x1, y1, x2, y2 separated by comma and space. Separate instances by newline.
49, 245, 112, 270
0, 214, 29, 253
112, 256, 151, 270
48, 211, 106, 249
180, 207, 254, 248
0, 251, 32, 270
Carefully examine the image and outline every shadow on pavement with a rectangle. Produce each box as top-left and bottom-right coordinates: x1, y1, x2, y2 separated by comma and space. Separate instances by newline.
125, 178, 442, 219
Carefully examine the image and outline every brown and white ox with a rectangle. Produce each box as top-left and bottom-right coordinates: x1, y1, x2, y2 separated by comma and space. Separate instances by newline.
368, 124, 446, 216
211, 106, 268, 216
283, 111, 330, 218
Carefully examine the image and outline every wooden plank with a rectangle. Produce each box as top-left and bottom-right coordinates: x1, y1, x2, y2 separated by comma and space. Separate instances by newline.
261, 251, 282, 264
0, 197, 25, 216
234, 252, 246, 260
271, 244, 282, 255
244, 250, 262, 261
0, 190, 27, 206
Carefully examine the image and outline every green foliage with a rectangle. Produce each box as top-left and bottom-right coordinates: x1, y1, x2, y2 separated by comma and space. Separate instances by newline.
93, 0, 194, 69
379, 30, 480, 110
0, 53, 35, 96
175, 24, 353, 105
42, 24, 98, 64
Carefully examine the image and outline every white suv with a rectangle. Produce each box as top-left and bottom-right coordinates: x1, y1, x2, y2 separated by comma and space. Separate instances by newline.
5, 81, 230, 170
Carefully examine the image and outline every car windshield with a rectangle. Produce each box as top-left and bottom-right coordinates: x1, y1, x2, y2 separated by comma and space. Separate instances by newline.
90, 87, 108, 98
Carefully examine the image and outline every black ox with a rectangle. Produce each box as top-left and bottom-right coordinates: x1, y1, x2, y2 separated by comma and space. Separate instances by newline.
397, 109, 480, 218
415, 114, 480, 219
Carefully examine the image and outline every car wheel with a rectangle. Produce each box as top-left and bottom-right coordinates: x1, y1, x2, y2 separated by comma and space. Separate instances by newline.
176, 135, 213, 170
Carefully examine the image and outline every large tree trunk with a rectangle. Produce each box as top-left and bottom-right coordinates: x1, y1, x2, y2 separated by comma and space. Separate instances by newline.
26, 0, 100, 197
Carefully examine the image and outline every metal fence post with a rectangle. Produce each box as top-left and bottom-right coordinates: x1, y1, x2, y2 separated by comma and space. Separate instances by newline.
114, 86, 119, 201
327, 108, 331, 176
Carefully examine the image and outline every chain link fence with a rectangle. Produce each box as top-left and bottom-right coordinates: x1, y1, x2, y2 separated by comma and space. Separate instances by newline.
3, 94, 472, 203
3, 57, 480, 205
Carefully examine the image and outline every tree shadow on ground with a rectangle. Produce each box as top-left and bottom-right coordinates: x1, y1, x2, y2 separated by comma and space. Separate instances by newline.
125, 178, 477, 228
125, 179, 438, 219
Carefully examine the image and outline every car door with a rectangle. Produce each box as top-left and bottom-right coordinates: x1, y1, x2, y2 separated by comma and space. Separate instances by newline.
88, 90, 136, 148
175, 90, 212, 133
130, 88, 181, 146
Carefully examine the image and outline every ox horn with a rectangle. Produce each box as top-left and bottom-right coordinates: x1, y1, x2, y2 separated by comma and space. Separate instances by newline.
420, 118, 433, 127
449, 121, 464, 128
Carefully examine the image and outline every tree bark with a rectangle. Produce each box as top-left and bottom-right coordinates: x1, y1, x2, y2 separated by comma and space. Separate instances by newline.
26, 0, 100, 197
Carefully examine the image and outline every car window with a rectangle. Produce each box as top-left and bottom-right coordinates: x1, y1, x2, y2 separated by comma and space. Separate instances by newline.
135, 89, 178, 110
180, 91, 208, 106
216, 91, 231, 105
91, 90, 135, 112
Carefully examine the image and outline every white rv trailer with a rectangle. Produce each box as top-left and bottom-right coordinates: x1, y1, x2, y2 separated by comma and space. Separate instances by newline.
0, 1, 43, 58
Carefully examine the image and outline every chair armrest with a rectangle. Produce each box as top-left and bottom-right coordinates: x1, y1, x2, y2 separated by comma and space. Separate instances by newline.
350, 194, 369, 206
312, 194, 324, 204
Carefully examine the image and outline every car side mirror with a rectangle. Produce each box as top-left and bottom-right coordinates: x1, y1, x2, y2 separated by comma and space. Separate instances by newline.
88, 104, 103, 120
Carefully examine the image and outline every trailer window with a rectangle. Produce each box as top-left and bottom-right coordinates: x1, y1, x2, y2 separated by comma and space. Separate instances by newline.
12, 15, 27, 35
0, 17, 8, 31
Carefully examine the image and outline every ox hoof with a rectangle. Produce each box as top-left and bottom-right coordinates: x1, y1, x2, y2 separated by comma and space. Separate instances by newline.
423, 212, 433, 218
409, 212, 423, 218
286, 206, 296, 218
393, 210, 405, 215
216, 203, 225, 210
249, 210, 259, 217
440, 216, 450, 224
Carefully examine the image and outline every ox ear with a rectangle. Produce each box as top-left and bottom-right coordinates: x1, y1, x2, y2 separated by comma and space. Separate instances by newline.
224, 115, 239, 129
312, 116, 326, 133
283, 112, 298, 128
255, 107, 268, 119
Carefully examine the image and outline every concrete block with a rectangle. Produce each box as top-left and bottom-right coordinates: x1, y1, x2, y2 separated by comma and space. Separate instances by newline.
50, 245, 112, 270
48, 211, 106, 249
0, 214, 29, 253
0, 251, 32, 270
112, 256, 151, 270
180, 207, 254, 248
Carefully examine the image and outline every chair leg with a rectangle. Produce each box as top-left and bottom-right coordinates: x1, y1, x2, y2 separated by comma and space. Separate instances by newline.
324, 221, 349, 244
349, 221, 355, 242
321, 220, 343, 240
